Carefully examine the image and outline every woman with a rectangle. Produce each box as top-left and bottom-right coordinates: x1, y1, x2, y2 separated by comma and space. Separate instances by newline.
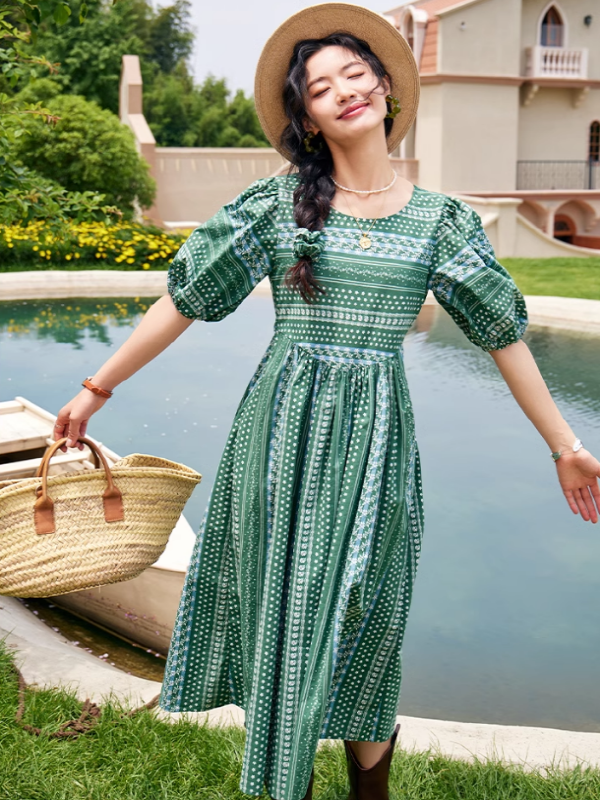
53, 4, 600, 800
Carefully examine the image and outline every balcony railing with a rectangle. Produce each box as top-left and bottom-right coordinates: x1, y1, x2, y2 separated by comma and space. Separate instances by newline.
516, 160, 599, 190
524, 45, 588, 79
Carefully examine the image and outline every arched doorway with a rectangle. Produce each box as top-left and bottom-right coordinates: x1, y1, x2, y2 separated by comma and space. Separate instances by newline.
553, 214, 575, 244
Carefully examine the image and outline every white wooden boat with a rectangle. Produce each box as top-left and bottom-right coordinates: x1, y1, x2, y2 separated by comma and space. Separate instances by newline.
0, 396, 194, 654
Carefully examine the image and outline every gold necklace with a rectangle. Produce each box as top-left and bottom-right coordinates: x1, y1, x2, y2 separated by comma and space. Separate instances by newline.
340, 189, 387, 250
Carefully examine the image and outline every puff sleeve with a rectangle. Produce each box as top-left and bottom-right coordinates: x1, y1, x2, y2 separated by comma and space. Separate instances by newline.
166, 177, 279, 321
427, 196, 528, 351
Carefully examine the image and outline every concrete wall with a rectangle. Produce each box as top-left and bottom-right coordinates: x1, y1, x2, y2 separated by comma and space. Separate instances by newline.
119, 55, 161, 225
518, 87, 600, 161
442, 83, 520, 192
415, 81, 520, 193
439, 0, 522, 75
456, 192, 600, 257
515, 210, 600, 256
414, 83, 443, 190
154, 148, 286, 225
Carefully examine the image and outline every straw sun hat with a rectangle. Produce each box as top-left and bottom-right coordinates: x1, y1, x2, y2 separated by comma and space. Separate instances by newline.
254, 2, 420, 161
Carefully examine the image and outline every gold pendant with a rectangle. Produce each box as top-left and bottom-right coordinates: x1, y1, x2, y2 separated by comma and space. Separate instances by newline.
359, 235, 371, 250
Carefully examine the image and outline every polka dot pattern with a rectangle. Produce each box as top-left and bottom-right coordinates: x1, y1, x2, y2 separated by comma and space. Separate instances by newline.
160, 174, 528, 800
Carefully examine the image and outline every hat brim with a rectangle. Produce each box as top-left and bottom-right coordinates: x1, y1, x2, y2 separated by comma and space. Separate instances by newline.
254, 2, 420, 161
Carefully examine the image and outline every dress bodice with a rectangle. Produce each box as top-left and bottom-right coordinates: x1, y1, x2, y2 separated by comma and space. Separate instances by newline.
269, 186, 435, 355
166, 173, 528, 359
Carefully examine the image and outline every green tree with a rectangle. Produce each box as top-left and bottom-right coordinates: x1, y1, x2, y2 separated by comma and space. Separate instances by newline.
146, 0, 193, 74
14, 0, 152, 113
10, 84, 156, 216
13, 0, 269, 147
141, 62, 202, 147
17, 0, 193, 114
226, 89, 270, 146
1, 0, 120, 225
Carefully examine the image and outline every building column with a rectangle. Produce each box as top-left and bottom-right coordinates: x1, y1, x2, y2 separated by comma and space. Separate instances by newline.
545, 205, 556, 237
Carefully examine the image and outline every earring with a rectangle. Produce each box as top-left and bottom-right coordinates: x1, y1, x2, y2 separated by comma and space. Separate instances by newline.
303, 131, 322, 153
385, 94, 402, 119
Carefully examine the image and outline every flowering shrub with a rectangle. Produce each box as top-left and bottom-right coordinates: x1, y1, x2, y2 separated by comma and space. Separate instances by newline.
0, 219, 192, 270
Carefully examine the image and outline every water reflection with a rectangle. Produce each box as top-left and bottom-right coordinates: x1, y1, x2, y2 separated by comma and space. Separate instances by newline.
2, 295, 600, 731
0, 298, 153, 348
423, 312, 600, 418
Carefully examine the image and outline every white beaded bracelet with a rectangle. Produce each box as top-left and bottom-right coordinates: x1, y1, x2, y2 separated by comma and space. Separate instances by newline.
551, 438, 583, 461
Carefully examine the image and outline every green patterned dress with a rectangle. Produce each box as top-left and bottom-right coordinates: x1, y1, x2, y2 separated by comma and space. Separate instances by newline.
158, 173, 528, 800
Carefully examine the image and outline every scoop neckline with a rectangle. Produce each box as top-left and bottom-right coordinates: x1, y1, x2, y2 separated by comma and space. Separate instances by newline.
328, 183, 420, 223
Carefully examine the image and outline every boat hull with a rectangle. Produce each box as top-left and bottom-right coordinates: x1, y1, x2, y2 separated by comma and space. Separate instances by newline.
49, 565, 185, 655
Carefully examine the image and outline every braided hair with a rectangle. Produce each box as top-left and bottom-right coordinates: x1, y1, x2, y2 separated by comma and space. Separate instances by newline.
280, 33, 394, 303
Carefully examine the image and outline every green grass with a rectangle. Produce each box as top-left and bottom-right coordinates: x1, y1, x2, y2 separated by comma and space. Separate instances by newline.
502, 257, 600, 300
2, 640, 599, 799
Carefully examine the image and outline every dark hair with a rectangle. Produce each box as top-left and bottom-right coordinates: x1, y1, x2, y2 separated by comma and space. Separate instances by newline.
280, 32, 394, 303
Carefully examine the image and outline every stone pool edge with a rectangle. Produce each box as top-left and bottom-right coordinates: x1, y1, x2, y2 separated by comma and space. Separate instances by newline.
1, 270, 600, 334
2, 597, 600, 773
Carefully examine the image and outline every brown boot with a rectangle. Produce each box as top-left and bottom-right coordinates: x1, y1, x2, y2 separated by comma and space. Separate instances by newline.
343, 723, 400, 800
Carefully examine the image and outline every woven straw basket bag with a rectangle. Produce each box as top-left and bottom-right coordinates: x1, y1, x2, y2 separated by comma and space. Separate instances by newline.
0, 436, 202, 598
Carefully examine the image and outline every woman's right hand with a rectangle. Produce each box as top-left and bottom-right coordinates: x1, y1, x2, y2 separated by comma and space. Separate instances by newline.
53, 389, 110, 452
50, 295, 195, 453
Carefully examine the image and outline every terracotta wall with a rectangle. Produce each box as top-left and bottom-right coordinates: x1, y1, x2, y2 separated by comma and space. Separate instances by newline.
572, 235, 600, 248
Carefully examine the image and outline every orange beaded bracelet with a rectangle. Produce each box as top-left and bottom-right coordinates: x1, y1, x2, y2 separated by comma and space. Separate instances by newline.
82, 377, 113, 399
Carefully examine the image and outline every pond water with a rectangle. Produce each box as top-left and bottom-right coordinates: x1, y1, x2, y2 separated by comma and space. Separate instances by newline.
2, 294, 600, 732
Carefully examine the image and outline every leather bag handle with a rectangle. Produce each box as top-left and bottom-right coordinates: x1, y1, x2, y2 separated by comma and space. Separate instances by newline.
34, 437, 124, 535
37, 438, 102, 473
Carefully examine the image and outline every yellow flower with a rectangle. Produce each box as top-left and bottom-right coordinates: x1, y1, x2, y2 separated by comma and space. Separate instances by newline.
142, 263, 150, 270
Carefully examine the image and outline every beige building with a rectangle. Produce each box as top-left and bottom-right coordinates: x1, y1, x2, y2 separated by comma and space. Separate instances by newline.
385, 0, 600, 249
121, 0, 600, 257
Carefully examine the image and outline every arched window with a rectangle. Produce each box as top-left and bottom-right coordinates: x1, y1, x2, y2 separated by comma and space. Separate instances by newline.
405, 16, 414, 51
589, 121, 600, 163
541, 6, 564, 47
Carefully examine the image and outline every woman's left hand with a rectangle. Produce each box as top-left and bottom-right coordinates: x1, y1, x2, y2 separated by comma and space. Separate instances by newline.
555, 449, 600, 523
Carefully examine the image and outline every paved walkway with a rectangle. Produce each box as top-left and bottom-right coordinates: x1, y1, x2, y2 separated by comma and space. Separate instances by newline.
2, 270, 599, 334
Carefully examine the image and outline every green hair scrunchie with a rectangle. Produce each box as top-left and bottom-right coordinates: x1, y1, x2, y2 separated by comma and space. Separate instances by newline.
293, 228, 324, 261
